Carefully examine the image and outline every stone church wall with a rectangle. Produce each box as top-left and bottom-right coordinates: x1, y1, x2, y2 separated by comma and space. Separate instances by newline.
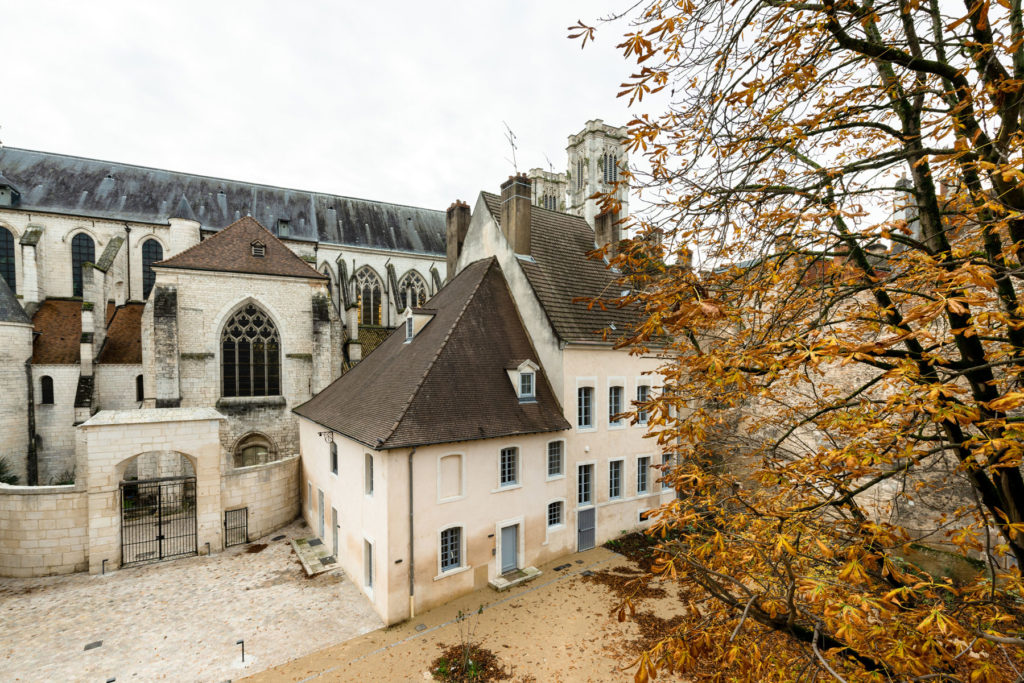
31, 365, 80, 484
221, 455, 299, 541
95, 364, 143, 411
0, 483, 88, 577
0, 320, 32, 485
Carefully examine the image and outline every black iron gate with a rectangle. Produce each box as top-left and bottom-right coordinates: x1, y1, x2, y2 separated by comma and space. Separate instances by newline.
224, 507, 248, 547
120, 476, 197, 567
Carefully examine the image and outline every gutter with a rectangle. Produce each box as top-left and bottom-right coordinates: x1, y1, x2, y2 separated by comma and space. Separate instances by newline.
408, 446, 417, 619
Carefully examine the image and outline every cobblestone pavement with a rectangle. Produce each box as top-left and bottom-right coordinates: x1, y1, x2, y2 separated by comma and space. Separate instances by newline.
0, 520, 384, 682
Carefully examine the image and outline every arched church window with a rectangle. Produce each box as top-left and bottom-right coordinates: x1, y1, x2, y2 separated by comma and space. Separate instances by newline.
71, 233, 95, 298
141, 239, 163, 300
542, 194, 558, 211
136, 374, 144, 403
40, 376, 54, 405
221, 303, 281, 397
355, 267, 383, 325
233, 433, 275, 468
0, 226, 14, 293
398, 271, 428, 311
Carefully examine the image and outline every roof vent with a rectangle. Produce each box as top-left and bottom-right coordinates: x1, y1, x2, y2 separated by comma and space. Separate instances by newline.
251, 240, 266, 258
277, 218, 290, 237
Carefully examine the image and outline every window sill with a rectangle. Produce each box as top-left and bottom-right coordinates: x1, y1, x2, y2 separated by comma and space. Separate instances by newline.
546, 474, 565, 482
518, 397, 537, 404
608, 423, 626, 431
492, 483, 522, 493
216, 396, 286, 409
576, 426, 596, 433
434, 564, 472, 581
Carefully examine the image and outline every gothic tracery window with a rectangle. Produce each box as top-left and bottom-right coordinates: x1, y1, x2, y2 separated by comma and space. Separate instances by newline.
0, 226, 14, 293
355, 267, 383, 325
601, 153, 619, 184
398, 271, 427, 311
141, 239, 163, 299
71, 233, 95, 298
221, 303, 281, 397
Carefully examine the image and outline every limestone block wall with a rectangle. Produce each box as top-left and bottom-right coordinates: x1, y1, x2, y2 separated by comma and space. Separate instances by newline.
32, 365, 81, 484
95, 364, 143, 411
221, 455, 300, 541
0, 320, 33, 484
0, 483, 88, 577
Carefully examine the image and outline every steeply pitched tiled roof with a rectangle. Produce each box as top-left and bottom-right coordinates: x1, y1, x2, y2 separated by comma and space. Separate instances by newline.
357, 325, 393, 358
0, 276, 30, 325
295, 258, 570, 450
97, 303, 145, 364
155, 216, 327, 280
32, 299, 81, 364
482, 193, 638, 344
0, 147, 445, 254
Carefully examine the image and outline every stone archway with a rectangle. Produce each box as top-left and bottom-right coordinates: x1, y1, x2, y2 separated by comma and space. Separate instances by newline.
76, 408, 226, 573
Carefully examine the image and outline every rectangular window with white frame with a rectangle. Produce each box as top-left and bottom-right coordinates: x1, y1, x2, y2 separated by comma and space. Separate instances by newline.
661, 453, 673, 491
365, 453, 374, 496
440, 526, 462, 572
608, 385, 624, 427
547, 440, 564, 478
577, 386, 593, 428
519, 371, 534, 400
547, 500, 564, 527
499, 447, 518, 487
609, 459, 623, 499
330, 442, 338, 475
307, 481, 313, 512
578, 464, 594, 505
364, 539, 374, 589
636, 385, 650, 424
637, 456, 651, 494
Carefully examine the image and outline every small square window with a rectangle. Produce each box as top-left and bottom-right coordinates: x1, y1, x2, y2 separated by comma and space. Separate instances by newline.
520, 372, 535, 400
547, 441, 564, 477
500, 447, 518, 487
547, 501, 563, 527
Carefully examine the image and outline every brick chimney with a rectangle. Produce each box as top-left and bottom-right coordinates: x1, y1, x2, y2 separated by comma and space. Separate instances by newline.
446, 200, 471, 281
500, 174, 532, 255
594, 210, 621, 258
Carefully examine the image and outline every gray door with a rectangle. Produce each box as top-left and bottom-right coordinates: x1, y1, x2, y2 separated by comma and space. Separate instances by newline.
578, 507, 596, 551
500, 524, 518, 574
318, 489, 325, 538
331, 507, 339, 557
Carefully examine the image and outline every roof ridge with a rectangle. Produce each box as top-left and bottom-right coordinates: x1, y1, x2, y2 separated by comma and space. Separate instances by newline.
380, 258, 497, 447
1, 147, 446, 215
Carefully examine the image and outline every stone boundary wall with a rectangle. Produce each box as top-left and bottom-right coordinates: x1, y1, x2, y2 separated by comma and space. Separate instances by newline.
0, 483, 88, 577
221, 455, 300, 542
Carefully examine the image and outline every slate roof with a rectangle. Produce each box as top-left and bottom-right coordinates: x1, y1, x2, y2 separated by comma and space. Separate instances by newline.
295, 258, 570, 450
481, 193, 638, 344
155, 216, 327, 280
357, 325, 394, 358
0, 147, 445, 254
32, 300, 81, 364
97, 303, 145, 364
0, 275, 30, 325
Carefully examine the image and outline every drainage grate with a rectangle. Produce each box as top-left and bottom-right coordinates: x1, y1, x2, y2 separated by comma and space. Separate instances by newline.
84, 641, 103, 651
320, 555, 336, 565
308, 538, 323, 547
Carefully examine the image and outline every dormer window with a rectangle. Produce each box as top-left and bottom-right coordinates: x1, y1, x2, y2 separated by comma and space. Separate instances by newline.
405, 314, 414, 343
251, 240, 266, 258
277, 219, 290, 237
520, 371, 534, 400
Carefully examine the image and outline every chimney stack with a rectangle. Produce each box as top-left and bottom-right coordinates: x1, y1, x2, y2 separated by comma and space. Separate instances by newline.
500, 174, 532, 255
594, 211, 621, 258
446, 200, 471, 281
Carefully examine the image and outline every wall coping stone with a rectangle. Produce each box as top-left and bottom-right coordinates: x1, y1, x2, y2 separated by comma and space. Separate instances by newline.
0, 483, 82, 495
79, 407, 226, 428
224, 454, 299, 478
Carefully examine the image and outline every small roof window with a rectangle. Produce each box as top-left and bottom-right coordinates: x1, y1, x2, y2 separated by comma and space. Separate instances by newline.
251, 240, 266, 258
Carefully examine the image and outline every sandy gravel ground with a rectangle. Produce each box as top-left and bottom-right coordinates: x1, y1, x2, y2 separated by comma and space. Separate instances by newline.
0, 520, 383, 682
246, 546, 688, 683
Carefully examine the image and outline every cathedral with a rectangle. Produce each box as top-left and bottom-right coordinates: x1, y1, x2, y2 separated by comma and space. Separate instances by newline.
0, 120, 638, 588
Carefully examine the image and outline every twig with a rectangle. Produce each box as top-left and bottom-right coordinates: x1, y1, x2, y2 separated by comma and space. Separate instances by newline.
812, 623, 847, 683
729, 595, 757, 642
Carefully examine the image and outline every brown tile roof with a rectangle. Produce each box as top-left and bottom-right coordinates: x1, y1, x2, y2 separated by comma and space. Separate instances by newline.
482, 193, 639, 344
155, 216, 327, 280
357, 325, 394, 358
97, 303, 145, 364
295, 258, 570, 449
32, 299, 81, 364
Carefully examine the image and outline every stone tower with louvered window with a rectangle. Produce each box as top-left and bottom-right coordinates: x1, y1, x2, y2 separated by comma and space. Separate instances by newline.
565, 119, 629, 227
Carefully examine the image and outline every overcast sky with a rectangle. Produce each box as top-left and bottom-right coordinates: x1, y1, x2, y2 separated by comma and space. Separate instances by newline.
2, 1, 636, 210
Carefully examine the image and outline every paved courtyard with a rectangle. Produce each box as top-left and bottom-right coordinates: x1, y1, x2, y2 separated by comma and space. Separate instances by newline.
0, 519, 384, 682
